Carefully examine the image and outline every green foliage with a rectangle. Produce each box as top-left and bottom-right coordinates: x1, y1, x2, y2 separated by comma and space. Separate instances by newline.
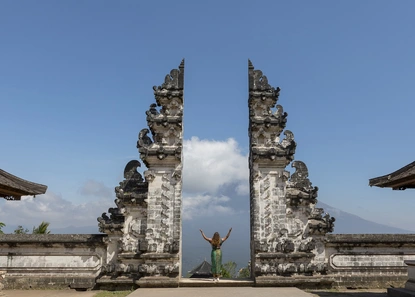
237, 261, 251, 278
0, 222, 5, 234
220, 261, 237, 278
237, 266, 250, 278
14, 225, 29, 234
32, 221, 51, 234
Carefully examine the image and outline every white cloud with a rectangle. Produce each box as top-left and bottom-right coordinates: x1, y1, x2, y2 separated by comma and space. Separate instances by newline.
0, 191, 113, 230
235, 183, 250, 196
183, 137, 249, 194
182, 193, 236, 220
0, 138, 250, 229
181, 137, 250, 221
78, 179, 113, 198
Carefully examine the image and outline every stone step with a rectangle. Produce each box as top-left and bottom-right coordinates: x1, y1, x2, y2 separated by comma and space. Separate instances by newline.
128, 287, 313, 297
179, 278, 254, 287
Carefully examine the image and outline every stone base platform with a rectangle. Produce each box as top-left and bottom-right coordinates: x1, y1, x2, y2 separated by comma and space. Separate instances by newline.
255, 276, 334, 288
128, 287, 313, 297
179, 278, 253, 287
137, 277, 179, 288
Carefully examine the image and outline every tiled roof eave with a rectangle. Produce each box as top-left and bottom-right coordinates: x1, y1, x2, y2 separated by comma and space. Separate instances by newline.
369, 161, 415, 189
0, 169, 47, 197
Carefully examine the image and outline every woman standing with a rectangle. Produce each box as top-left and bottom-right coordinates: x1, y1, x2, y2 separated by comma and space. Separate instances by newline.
199, 228, 232, 281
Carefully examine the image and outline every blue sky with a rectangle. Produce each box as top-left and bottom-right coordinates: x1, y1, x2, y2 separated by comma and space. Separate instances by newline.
1, 0, 415, 244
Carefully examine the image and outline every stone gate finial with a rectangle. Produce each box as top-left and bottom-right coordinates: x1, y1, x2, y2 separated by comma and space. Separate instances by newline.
153, 59, 184, 94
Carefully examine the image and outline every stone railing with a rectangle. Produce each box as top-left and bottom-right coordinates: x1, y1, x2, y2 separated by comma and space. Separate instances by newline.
2, 233, 415, 290
325, 234, 415, 289
0, 234, 107, 290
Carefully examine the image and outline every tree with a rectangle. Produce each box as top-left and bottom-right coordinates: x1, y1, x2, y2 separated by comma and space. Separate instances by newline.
220, 261, 237, 278
237, 264, 251, 278
14, 225, 29, 234
32, 221, 51, 234
0, 222, 5, 234
238, 267, 250, 278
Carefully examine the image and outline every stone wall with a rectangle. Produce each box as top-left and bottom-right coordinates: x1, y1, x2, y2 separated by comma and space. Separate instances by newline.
0, 234, 107, 290
325, 234, 415, 289
1, 233, 414, 289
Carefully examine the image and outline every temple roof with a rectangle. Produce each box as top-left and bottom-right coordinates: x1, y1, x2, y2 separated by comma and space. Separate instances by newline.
0, 169, 48, 200
369, 161, 415, 190
188, 260, 212, 278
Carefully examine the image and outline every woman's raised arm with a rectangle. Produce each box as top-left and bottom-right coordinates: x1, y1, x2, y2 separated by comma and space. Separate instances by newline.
199, 229, 211, 242
222, 227, 232, 242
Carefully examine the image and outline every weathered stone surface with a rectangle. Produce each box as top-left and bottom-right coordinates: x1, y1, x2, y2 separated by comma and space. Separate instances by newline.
96, 60, 184, 286
0, 234, 106, 290
136, 276, 179, 288
325, 234, 415, 289
248, 60, 334, 280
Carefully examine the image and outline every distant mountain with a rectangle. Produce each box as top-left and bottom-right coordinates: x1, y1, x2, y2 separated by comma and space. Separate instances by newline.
317, 201, 414, 234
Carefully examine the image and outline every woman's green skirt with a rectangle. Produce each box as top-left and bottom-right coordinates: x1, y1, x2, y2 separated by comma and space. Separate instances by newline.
211, 249, 222, 275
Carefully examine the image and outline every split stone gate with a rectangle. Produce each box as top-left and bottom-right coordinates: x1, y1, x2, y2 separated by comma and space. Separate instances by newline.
97, 60, 335, 287
1, 61, 414, 290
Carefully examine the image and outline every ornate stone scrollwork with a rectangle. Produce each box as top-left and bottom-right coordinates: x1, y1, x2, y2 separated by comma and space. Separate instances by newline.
145, 104, 160, 123
249, 60, 279, 94
298, 238, 316, 253
280, 130, 296, 155
144, 170, 156, 183
137, 128, 153, 149
307, 208, 335, 235
276, 238, 295, 253
286, 161, 318, 207
98, 160, 148, 235
153, 59, 184, 92
139, 264, 160, 276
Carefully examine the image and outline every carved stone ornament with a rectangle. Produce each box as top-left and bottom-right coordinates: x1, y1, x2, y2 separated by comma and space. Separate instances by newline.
146, 103, 159, 119
97, 160, 148, 235
137, 128, 153, 150
249, 59, 279, 93
307, 208, 336, 235
153, 60, 184, 91
251, 130, 296, 161
286, 160, 319, 207
144, 170, 156, 182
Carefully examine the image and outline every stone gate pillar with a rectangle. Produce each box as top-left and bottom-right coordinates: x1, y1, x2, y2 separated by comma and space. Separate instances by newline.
97, 61, 184, 288
248, 60, 335, 286
136, 60, 184, 287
